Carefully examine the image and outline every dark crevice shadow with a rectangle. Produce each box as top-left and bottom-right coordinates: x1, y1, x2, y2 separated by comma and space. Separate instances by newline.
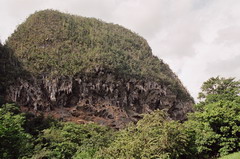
0, 44, 31, 105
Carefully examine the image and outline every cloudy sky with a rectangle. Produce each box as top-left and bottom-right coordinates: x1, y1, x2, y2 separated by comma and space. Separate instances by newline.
1, 0, 240, 100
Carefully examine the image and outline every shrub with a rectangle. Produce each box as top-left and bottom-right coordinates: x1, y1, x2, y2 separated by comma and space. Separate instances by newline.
0, 103, 32, 159
97, 110, 192, 159
31, 122, 114, 159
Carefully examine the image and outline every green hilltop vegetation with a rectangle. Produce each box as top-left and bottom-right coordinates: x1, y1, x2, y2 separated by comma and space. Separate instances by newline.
5, 9, 190, 100
6, 9, 165, 77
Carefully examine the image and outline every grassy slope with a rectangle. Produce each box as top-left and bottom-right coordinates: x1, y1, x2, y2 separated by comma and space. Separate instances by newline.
218, 152, 240, 159
5, 10, 192, 100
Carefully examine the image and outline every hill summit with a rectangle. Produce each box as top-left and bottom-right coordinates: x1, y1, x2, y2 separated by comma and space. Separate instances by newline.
7, 10, 182, 87
3, 10, 193, 128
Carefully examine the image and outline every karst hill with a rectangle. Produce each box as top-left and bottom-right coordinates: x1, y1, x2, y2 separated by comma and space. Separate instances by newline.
1, 10, 193, 128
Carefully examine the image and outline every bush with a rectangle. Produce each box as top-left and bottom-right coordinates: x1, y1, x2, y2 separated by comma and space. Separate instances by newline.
0, 103, 32, 159
31, 122, 114, 159
97, 110, 192, 159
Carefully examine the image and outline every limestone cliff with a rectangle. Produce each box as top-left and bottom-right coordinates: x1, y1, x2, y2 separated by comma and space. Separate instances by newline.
3, 10, 194, 128
6, 68, 192, 128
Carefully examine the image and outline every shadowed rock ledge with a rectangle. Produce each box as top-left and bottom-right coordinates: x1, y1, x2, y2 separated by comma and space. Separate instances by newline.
6, 68, 193, 128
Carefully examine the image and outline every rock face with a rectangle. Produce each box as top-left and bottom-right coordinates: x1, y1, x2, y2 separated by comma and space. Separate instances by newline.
7, 68, 192, 128
3, 10, 194, 128
0, 44, 4, 104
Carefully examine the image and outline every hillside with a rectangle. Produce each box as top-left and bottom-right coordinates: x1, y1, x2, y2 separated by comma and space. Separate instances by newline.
6, 10, 188, 95
3, 10, 193, 128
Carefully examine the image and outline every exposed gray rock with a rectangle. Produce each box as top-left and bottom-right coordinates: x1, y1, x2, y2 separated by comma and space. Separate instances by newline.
6, 69, 193, 128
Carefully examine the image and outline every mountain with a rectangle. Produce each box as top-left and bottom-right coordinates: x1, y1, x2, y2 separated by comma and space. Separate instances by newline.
3, 10, 193, 128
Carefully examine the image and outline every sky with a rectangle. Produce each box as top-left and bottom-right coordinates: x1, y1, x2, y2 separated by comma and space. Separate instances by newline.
1, 0, 240, 100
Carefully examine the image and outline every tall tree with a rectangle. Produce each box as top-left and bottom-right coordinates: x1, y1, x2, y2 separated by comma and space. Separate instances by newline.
185, 77, 240, 158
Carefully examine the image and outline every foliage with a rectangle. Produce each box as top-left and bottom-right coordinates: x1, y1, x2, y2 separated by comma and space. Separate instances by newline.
0, 102, 114, 159
0, 103, 32, 159
97, 110, 192, 159
185, 77, 240, 158
31, 122, 115, 159
23, 113, 57, 136
218, 152, 240, 159
198, 76, 240, 106
5, 9, 191, 101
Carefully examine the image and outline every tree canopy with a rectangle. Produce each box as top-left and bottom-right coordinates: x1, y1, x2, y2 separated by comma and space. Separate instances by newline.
185, 77, 240, 158
0, 103, 32, 159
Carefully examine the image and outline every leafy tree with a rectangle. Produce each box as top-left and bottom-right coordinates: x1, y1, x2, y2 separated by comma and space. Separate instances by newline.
97, 110, 192, 159
31, 122, 114, 159
198, 76, 240, 106
23, 113, 57, 136
0, 103, 32, 159
185, 77, 240, 158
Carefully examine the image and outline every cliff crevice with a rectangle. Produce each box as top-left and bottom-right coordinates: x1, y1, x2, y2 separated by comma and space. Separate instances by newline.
7, 68, 192, 128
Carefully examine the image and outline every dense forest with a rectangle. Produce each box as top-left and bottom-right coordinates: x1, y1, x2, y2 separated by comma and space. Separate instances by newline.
0, 10, 240, 159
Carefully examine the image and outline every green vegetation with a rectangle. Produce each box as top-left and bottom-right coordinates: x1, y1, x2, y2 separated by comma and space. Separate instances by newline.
31, 122, 114, 159
184, 77, 240, 158
0, 103, 32, 159
5, 9, 191, 100
97, 110, 192, 159
0, 76, 239, 159
218, 152, 240, 159
0, 103, 115, 159
6, 10, 166, 77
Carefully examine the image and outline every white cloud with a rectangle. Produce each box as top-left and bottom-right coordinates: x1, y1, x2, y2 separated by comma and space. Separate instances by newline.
1, 0, 240, 100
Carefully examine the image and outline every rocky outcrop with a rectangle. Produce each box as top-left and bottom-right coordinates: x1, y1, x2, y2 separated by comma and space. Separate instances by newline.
6, 68, 193, 128
3, 10, 194, 128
